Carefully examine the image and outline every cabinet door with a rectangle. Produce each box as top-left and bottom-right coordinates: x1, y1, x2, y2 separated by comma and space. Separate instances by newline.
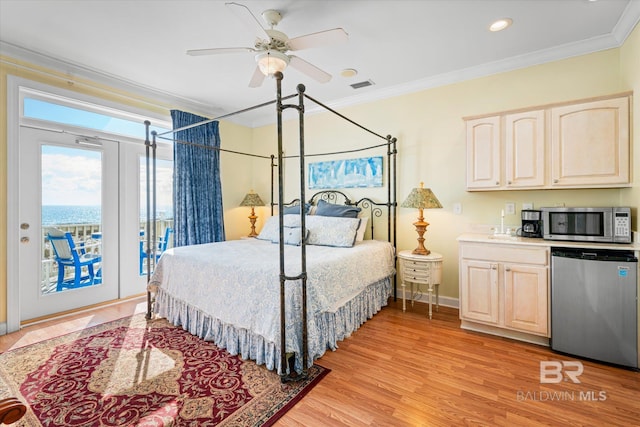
504, 264, 548, 336
550, 96, 630, 187
460, 259, 499, 324
466, 116, 501, 189
504, 110, 545, 188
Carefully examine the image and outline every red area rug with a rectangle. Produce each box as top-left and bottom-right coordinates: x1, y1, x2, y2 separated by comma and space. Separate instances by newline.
0, 314, 328, 426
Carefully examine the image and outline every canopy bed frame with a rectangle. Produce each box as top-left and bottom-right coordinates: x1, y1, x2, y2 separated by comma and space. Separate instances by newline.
143, 72, 398, 382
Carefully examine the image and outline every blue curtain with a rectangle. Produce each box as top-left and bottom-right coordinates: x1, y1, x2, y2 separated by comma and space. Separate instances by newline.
171, 110, 225, 246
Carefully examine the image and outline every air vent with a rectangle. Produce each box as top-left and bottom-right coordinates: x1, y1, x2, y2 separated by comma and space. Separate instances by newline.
350, 80, 374, 89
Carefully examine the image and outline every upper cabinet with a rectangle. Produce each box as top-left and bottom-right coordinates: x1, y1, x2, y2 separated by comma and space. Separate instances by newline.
505, 110, 546, 188
550, 96, 630, 187
466, 116, 501, 189
464, 93, 631, 191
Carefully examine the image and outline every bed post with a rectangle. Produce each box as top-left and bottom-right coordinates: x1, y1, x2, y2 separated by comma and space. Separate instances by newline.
144, 121, 152, 319
389, 135, 398, 299
296, 83, 309, 377
275, 75, 310, 381
275, 72, 288, 379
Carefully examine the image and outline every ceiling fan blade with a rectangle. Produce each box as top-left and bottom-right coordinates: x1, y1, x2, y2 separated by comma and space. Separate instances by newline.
248, 65, 266, 88
288, 56, 332, 83
187, 47, 255, 56
288, 28, 348, 51
225, 2, 270, 40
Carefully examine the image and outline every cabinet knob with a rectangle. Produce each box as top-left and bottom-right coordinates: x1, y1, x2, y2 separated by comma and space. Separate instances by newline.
505, 266, 511, 272
507, 181, 512, 185
495, 181, 500, 185
554, 179, 559, 183
491, 265, 497, 270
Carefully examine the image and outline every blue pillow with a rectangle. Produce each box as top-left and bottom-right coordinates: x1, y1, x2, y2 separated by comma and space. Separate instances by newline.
315, 199, 361, 218
282, 203, 311, 215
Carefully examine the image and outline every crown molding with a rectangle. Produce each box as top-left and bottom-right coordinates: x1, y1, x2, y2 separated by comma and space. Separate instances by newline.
0, 41, 224, 119
288, 29, 634, 129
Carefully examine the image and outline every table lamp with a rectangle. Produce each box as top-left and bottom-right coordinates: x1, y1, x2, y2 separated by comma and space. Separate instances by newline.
401, 182, 442, 255
240, 190, 265, 237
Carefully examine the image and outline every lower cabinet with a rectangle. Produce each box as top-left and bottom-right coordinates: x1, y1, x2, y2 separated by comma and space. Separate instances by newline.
459, 242, 549, 340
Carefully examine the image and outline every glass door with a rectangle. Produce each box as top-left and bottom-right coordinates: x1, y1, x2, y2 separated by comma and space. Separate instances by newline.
18, 127, 120, 320
120, 142, 174, 297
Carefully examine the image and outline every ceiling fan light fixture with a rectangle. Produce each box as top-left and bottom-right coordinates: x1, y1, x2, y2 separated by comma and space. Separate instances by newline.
256, 50, 289, 76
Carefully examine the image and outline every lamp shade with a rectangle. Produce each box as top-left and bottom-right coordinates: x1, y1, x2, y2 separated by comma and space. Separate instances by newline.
401, 182, 442, 209
239, 191, 265, 207
401, 182, 441, 255
256, 50, 289, 76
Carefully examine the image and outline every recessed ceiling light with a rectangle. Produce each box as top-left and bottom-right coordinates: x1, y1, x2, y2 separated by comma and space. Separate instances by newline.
340, 68, 358, 78
489, 18, 513, 32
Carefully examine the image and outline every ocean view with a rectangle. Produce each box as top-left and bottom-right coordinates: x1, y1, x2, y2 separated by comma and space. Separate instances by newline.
42, 205, 173, 225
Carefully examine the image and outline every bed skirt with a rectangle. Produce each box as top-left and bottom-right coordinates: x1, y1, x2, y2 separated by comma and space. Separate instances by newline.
153, 276, 392, 374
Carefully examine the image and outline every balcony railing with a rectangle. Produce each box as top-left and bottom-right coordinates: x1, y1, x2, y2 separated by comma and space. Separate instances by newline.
41, 219, 173, 294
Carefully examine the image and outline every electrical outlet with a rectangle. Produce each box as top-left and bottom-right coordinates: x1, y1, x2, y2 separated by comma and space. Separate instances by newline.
453, 202, 462, 215
522, 202, 533, 210
505, 203, 515, 215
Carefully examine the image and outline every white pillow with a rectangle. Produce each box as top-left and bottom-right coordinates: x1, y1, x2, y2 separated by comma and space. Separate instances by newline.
256, 216, 279, 241
356, 217, 369, 242
305, 215, 361, 247
272, 227, 308, 246
256, 215, 301, 241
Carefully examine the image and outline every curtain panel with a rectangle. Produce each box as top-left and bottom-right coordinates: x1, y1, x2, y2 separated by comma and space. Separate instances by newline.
171, 110, 225, 246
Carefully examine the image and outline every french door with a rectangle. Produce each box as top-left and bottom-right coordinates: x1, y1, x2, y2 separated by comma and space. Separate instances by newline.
18, 127, 120, 320
7, 78, 174, 329
15, 126, 174, 322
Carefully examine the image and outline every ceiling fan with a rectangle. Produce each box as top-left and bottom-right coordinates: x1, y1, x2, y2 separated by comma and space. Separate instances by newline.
187, 2, 348, 87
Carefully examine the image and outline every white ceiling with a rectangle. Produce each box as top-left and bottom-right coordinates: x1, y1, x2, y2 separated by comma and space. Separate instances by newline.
1, 0, 639, 127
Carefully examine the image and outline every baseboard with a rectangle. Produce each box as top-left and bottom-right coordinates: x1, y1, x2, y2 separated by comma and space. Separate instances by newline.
460, 320, 550, 347
400, 290, 459, 309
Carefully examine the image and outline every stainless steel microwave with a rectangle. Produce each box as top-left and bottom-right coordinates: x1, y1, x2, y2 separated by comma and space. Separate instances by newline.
541, 207, 632, 243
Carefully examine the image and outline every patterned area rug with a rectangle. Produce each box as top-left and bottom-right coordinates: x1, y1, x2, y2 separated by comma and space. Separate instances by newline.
0, 314, 329, 426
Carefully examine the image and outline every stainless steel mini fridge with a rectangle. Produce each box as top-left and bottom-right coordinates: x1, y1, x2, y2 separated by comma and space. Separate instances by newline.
551, 247, 638, 369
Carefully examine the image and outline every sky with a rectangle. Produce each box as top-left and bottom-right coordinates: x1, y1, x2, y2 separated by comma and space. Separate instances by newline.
31, 98, 173, 208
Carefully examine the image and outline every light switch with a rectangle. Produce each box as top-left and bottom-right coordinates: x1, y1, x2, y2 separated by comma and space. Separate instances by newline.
505, 203, 515, 215
453, 203, 462, 215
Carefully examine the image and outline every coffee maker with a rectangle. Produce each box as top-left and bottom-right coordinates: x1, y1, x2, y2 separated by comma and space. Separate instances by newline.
521, 210, 543, 238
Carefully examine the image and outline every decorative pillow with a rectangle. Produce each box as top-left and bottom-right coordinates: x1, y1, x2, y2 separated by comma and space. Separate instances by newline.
256, 215, 301, 241
356, 217, 369, 242
305, 215, 361, 247
272, 226, 308, 246
315, 199, 361, 218
256, 216, 280, 241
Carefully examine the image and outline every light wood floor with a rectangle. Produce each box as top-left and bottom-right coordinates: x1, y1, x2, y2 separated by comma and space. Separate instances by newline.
1, 297, 638, 426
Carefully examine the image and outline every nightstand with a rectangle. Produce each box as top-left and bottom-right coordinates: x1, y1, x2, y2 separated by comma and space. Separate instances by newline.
398, 250, 443, 319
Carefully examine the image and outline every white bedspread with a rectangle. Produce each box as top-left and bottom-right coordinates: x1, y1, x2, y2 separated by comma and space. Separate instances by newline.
149, 238, 395, 373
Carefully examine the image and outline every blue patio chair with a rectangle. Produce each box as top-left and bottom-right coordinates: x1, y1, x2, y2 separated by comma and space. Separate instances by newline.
140, 227, 173, 275
46, 228, 102, 291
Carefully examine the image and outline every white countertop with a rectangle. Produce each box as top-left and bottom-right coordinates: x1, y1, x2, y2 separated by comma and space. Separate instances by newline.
457, 233, 640, 251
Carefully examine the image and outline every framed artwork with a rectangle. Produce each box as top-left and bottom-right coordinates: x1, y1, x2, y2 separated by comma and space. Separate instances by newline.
308, 156, 383, 189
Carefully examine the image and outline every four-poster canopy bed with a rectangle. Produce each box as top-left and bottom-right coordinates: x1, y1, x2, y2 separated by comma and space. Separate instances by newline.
144, 72, 398, 381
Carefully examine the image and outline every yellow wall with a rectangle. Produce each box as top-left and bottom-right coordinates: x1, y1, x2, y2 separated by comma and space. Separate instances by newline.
254, 26, 639, 301
0, 56, 253, 323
